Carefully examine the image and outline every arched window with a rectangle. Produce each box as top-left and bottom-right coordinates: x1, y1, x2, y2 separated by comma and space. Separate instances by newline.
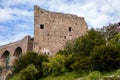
14, 47, 22, 59
1, 50, 10, 68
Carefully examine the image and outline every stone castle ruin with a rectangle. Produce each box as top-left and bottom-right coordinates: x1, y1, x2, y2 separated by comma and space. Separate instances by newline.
0, 36, 33, 67
0, 5, 88, 68
34, 6, 88, 55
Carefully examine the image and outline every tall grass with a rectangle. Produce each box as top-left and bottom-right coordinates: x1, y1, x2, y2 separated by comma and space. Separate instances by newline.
40, 71, 87, 80
40, 69, 120, 80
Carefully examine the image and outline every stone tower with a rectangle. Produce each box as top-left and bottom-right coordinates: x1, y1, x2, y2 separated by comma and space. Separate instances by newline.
34, 6, 88, 56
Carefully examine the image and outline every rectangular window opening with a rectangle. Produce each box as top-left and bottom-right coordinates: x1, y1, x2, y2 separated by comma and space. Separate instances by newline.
47, 34, 49, 36
64, 36, 66, 39
40, 24, 44, 29
69, 27, 71, 32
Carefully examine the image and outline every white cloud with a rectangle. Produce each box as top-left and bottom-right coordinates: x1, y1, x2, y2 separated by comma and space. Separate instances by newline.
0, 8, 13, 21
0, 0, 120, 45
0, 32, 33, 46
0, 3, 34, 46
1, 0, 36, 7
0, 7, 33, 22
40, 0, 120, 28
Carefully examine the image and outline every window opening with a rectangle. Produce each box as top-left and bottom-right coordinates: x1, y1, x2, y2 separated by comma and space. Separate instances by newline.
40, 24, 44, 29
69, 27, 71, 32
64, 36, 66, 39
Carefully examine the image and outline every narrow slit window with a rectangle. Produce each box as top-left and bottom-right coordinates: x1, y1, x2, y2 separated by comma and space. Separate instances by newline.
69, 27, 71, 32
64, 36, 66, 39
40, 24, 44, 29
48, 34, 49, 36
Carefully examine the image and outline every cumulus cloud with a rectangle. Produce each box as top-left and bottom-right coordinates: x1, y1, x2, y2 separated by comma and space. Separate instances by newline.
40, 0, 120, 28
0, 0, 34, 45
0, 32, 31, 45
0, 7, 33, 22
0, 0, 120, 45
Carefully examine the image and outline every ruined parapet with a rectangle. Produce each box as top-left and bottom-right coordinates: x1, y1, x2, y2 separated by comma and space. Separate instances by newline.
0, 35, 33, 67
33, 5, 88, 56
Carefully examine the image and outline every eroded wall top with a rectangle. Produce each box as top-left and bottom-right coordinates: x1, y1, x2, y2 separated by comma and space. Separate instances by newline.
0, 35, 33, 57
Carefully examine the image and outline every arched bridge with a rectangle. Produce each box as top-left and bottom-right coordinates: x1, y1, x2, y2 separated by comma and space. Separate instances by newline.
0, 36, 33, 67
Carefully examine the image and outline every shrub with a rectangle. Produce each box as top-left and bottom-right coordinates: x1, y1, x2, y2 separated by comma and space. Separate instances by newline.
57, 29, 120, 72
13, 51, 48, 78
11, 64, 38, 80
64, 54, 75, 71
91, 45, 120, 71
86, 71, 101, 80
42, 54, 67, 76
70, 55, 91, 72
60, 29, 106, 72
114, 69, 120, 77
72, 29, 106, 56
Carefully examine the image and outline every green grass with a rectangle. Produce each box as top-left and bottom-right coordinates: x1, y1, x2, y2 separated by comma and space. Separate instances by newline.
9, 69, 120, 80
40, 69, 120, 80
40, 71, 87, 80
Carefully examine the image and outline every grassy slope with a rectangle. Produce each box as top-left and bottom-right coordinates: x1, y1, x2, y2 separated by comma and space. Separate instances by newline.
40, 72, 87, 80
40, 69, 120, 80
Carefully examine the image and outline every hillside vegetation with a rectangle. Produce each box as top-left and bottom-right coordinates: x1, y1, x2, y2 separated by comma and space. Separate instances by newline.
10, 23, 120, 80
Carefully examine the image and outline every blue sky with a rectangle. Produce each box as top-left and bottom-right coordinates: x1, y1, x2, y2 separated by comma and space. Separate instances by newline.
0, 0, 120, 45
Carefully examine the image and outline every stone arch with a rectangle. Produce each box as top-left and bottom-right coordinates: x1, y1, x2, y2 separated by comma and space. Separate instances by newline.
14, 47, 22, 59
1, 50, 10, 68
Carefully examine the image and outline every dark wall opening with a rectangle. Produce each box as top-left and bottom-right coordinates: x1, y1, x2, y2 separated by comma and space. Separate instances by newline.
69, 27, 72, 32
40, 24, 44, 29
14, 47, 22, 59
1, 50, 10, 68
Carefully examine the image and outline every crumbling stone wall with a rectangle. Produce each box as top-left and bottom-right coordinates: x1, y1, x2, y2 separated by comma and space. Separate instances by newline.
0, 36, 33, 67
33, 6, 88, 56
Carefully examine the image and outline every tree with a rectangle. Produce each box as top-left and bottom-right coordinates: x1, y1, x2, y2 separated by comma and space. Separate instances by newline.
108, 33, 120, 48
91, 45, 120, 71
62, 29, 106, 71
63, 29, 106, 56
42, 54, 66, 76
13, 51, 48, 78
11, 64, 38, 80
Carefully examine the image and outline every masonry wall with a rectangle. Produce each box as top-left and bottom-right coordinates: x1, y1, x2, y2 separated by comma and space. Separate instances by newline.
33, 6, 88, 56
0, 36, 33, 66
